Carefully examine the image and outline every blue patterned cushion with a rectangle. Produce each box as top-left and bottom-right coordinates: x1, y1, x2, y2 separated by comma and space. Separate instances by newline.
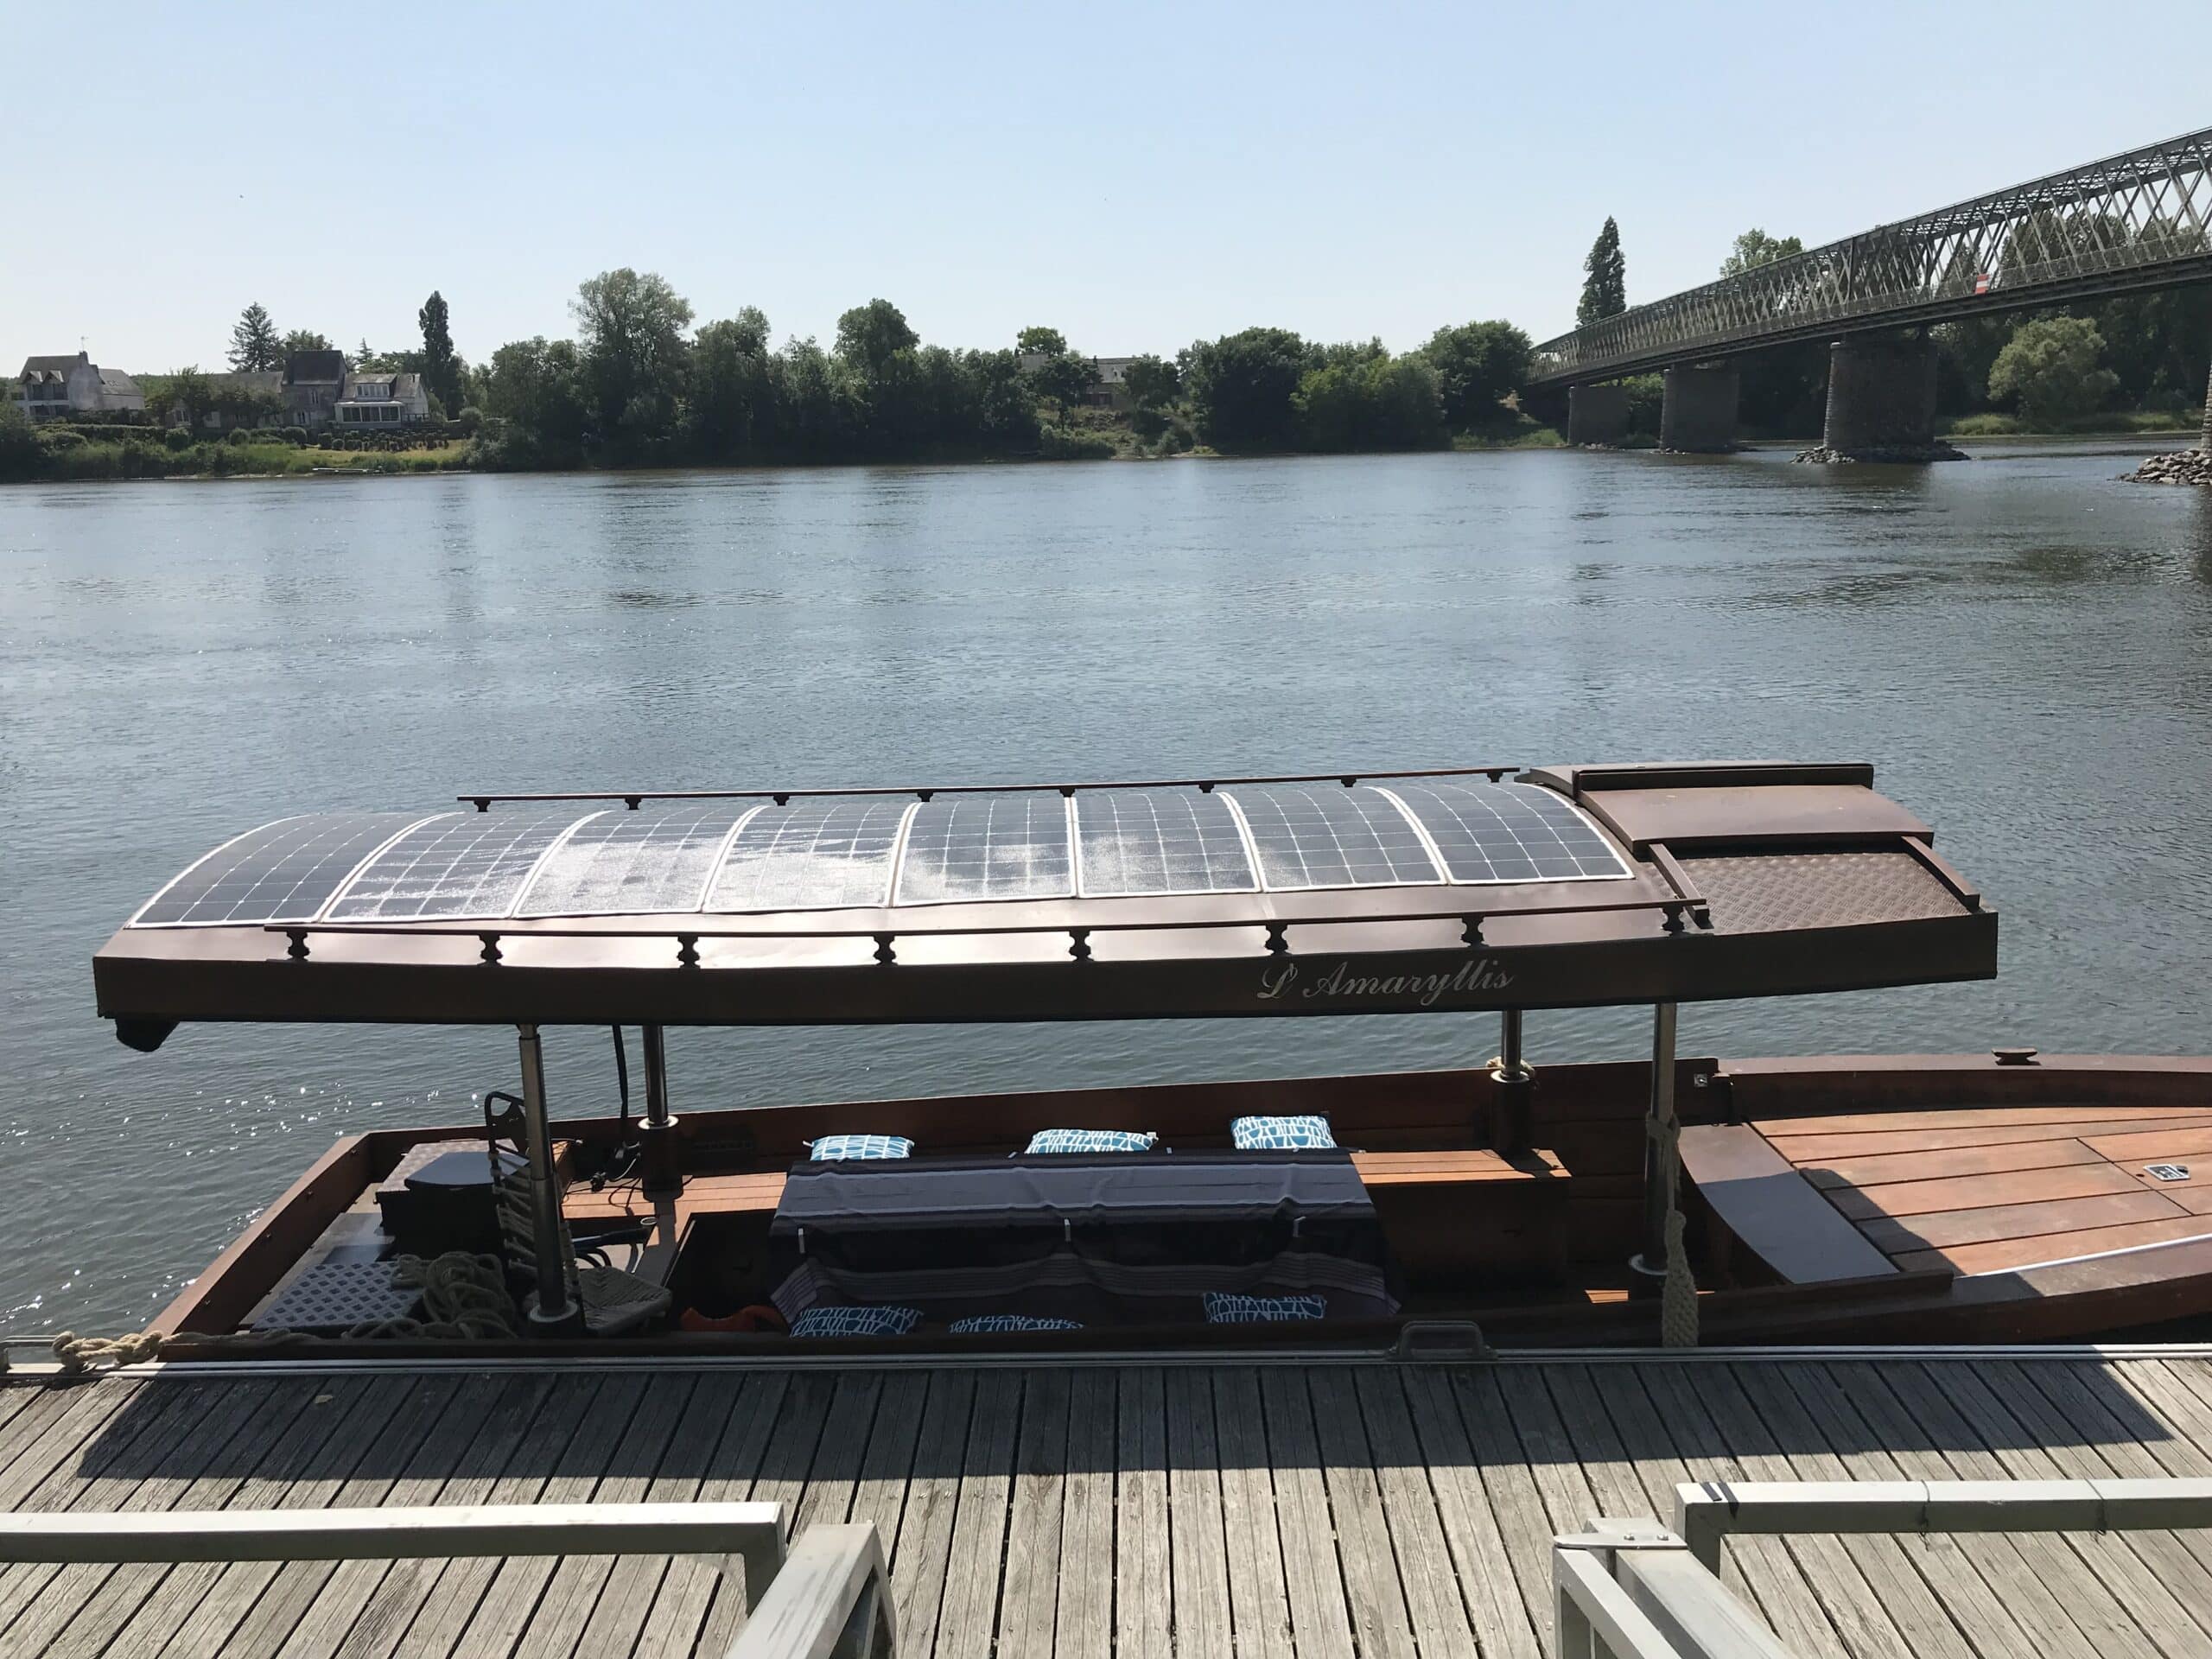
788, 1305, 922, 1338
1230, 1114, 1337, 1150
947, 1314, 1084, 1333
1024, 1128, 1158, 1154
1202, 1292, 1326, 1324
807, 1134, 914, 1161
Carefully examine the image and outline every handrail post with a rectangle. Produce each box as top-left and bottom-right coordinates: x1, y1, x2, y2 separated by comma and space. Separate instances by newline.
639, 1023, 683, 1198
516, 1023, 576, 1331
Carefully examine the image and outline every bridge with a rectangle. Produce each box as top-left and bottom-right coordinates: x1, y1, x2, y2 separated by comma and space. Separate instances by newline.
1529, 125, 2212, 457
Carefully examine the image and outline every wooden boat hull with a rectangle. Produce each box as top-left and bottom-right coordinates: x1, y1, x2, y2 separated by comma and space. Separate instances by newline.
154, 1053, 2212, 1354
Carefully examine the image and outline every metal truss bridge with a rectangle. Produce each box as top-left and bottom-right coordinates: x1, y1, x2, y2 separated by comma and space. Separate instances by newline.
1529, 125, 2212, 390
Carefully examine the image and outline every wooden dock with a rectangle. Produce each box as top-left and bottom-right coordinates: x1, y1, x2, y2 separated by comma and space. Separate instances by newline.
10, 1350, 2212, 1656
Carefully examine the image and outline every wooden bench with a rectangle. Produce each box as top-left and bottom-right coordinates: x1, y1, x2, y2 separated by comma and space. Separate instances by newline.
1351, 1147, 1572, 1286
1680, 1123, 1897, 1284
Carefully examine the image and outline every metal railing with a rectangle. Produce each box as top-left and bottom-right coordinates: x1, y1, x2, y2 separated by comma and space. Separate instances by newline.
1561, 1477, 2212, 1657
1530, 124, 2212, 386
0, 1503, 893, 1658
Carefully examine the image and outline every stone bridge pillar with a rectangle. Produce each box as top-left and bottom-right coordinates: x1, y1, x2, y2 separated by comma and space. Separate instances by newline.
1660, 365, 1738, 453
1567, 384, 1630, 448
1815, 333, 1961, 461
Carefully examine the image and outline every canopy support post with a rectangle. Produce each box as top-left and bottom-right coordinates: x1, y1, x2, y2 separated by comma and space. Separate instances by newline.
639, 1024, 683, 1198
1486, 1008, 1534, 1155
516, 1023, 577, 1332
1630, 1002, 1699, 1344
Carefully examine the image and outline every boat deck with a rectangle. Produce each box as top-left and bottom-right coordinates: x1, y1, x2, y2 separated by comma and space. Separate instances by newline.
12, 1350, 2212, 1656
1756, 1101, 2212, 1276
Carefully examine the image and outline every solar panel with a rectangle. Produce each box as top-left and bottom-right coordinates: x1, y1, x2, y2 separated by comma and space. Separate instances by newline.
708, 798, 910, 912
896, 793, 1074, 905
1382, 781, 1630, 884
325, 810, 585, 921
1218, 784, 1441, 891
132, 812, 435, 926
515, 804, 758, 916
1074, 788, 1256, 897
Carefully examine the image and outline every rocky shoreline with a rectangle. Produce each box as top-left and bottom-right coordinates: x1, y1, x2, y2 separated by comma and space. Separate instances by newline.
2126, 448, 2212, 486
1794, 442, 1967, 465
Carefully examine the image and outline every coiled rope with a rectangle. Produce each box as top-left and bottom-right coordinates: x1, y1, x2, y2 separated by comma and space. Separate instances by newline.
49, 1251, 518, 1374
1650, 1108, 1700, 1349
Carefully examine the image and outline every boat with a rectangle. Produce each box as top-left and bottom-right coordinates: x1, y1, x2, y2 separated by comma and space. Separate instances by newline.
86, 759, 2212, 1355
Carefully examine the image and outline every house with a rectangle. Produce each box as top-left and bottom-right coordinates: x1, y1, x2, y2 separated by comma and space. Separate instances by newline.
335, 371, 431, 426
1015, 352, 1145, 410
283, 349, 346, 428
15, 352, 145, 418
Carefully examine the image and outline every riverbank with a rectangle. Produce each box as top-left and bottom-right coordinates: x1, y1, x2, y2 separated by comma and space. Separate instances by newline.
0, 432, 472, 483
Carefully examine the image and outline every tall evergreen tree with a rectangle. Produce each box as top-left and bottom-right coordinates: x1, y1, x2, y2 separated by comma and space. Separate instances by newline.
229, 302, 281, 372
418, 291, 461, 414
1576, 218, 1627, 328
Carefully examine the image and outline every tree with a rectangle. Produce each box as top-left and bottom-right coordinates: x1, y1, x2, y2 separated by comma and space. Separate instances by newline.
418, 291, 461, 416
1027, 350, 1095, 424
1719, 229, 1804, 276
1986, 316, 2120, 426
1421, 321, 1533, 427
833, 299, 923, 446
1014, 326, 1068, 358
1576, 218, 1627, 328
229, 302, 281, 372
834, 299, 920, 383
168, 365, 213, 428
480, 337, 589, 461
689, 307, 778, 455
1182, 327, 1308, 450
1121, 354, 1179, 410
571, 268, 694, 448
280, 329, 331, 359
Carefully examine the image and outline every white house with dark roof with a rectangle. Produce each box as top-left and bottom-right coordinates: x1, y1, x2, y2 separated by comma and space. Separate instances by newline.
15, 352, 144, 418
335, 370, 430, 426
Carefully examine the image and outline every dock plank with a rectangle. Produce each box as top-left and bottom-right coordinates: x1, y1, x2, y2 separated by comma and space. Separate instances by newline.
1353, 1370, 1477, 1659
1054, 1370, 1116, 1659
936, 1370, 1022, 1659
1211, 1370, 1295, 1659
997, 1369, 1069, 1659
1445, 1367, 1573, 1656
1114, 1368, 1171, 1659
1307, 1369, 1418, 1659
889, 1369, 976, 1655
1163, 1368, 1233, 1659
661, 1372, 797, 1659
1257, 1368, 1357, 1659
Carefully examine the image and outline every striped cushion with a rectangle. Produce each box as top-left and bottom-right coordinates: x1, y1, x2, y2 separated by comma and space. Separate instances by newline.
788, 1305, 922, 1338
1230, 1114, 1337, 1150
807, 1134, 914, 1161
1024, 1128, 1158, 1154
1202, 1291, 1326, 1324
948, 1314, 1084, 1333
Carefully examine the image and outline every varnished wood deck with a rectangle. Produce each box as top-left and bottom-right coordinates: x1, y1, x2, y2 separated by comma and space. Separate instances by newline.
10, 1352, 2212, 1656
1761, 1103, 2212, 1276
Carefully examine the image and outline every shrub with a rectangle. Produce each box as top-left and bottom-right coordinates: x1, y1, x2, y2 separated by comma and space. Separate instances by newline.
454, 405, 483, 436
1037, 427, 1116, 461
38, 429, 88, 451
226, 429, 251, 447
162, 427, 194, 452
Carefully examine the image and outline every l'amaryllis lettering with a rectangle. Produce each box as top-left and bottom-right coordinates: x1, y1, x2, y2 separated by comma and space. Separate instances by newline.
1256, 956, 1516, 1007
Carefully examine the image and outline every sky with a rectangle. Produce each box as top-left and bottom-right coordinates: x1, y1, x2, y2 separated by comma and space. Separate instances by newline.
6, 2, 2210, 374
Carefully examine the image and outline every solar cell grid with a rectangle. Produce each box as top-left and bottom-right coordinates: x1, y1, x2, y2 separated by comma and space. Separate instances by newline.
1074, 788, 1256, 896
1219, 783, 1442, 891
132, 812, 434, 926
709, 798, 910, 912
897, 793, 1073, 904
1382, 781, 1630, 884
516, 804, 757, 915
325, 810, 584, 921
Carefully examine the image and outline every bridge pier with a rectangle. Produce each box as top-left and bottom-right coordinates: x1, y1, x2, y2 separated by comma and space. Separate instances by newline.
1567, 385, 1630, 448
1804, 334, 1963, 463
1659, 365, 1738, 453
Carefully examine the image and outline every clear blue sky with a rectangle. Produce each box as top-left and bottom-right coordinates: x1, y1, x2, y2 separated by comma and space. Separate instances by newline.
7, 2, 2209, 374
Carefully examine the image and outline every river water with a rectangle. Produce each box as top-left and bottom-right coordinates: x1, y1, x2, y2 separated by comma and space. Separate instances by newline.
3, 442, 2210, 1332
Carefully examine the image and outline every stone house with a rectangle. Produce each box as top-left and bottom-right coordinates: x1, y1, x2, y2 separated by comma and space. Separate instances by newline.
335, 371, 431, 426
170, 371, 285, 431
283, 349, 346, 428
1015, 352, 1143, 410
15, 353, 144, 419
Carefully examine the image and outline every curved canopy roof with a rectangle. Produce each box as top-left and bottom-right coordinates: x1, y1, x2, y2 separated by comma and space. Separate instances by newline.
95, 762, 1996, 1044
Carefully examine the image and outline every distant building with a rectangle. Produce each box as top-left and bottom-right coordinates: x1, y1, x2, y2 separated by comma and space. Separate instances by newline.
1015, 353, 1144, 410
283, 349, 347, 428
335, 371, 430, 426
15, 352, 144, 419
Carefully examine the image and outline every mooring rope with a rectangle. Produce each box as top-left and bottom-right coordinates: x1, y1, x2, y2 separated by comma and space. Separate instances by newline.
1650, 1108, 1701, 1349
48, 1251, 519, 1373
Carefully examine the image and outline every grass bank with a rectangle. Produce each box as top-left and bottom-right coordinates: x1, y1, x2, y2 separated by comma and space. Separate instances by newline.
1939, 409, 2202, 438
8, 435, 473, 482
